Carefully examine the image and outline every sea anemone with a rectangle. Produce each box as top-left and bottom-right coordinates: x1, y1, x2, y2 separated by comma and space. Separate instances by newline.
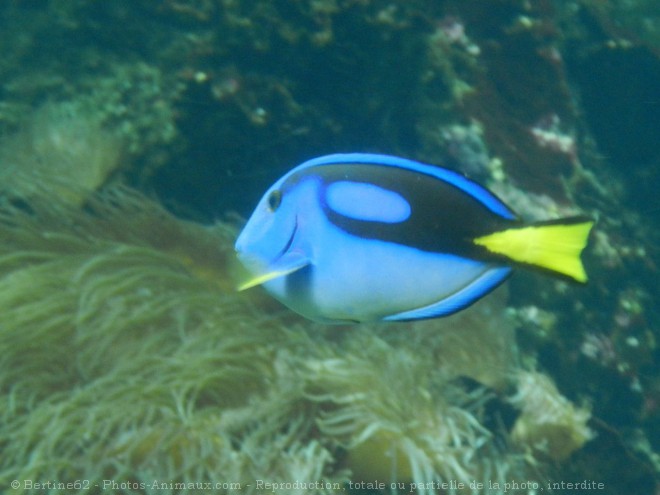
301, 328, 531, 494
509, 371, 593, 461
0, 101, 123, 204
0, 175, 593, 494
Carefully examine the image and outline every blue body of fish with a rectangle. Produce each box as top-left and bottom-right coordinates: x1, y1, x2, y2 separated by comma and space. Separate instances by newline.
235, 153, 592, 323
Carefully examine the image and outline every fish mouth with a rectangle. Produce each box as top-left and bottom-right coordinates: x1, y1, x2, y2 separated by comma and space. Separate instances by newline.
235, 217, 304, 292
235, 216, 297, 266
236, 216, 309, 291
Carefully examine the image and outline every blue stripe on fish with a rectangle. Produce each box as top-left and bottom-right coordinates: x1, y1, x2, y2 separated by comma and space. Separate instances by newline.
325, 181, 411, 223
300, 153, 516, 220
309, 161, 512, 257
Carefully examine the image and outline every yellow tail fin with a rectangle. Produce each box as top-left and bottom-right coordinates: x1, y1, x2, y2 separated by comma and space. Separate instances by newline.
473, 218, 594, 282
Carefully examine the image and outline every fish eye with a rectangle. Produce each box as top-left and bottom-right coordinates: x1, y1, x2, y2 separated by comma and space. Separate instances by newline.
267, 189, 282, 211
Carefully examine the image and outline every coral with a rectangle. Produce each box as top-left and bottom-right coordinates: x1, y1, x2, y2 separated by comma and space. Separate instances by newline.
1, 57, 180, 199
510, 371, 593, 461
0, 101, 122, 204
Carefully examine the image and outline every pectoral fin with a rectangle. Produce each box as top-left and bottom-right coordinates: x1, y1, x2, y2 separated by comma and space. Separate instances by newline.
237, 251, 310, 291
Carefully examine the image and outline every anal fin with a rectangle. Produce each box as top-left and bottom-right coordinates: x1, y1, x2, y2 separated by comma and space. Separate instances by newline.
383, 266, 511, 321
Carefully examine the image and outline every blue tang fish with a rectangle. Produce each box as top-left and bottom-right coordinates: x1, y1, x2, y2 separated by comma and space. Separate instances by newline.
235, 153, 593, 323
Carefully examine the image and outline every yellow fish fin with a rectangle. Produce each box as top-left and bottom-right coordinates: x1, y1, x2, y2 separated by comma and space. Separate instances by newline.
237, 270, 289, 291
237, 252, 310, 291
473, 217, 594, 283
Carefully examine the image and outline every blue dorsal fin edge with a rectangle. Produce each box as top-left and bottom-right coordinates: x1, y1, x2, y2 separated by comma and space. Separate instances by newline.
297, 153, 517, 220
